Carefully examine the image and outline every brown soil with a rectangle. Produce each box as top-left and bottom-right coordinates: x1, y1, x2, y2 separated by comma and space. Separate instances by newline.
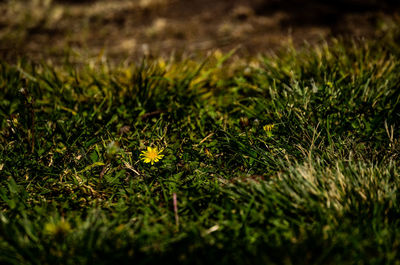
0, 0, 399, 63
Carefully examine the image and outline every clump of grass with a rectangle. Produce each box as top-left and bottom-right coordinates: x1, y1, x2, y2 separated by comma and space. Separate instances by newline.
1, 27, 400, 264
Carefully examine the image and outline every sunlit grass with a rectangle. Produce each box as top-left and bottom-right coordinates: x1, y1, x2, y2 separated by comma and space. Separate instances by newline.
1, 30, 400, 264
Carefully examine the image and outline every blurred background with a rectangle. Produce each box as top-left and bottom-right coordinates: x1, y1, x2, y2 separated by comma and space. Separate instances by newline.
0, 0, 399, 62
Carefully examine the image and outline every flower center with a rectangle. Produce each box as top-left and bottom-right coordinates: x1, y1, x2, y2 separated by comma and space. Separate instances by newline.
147, 150, 158, 159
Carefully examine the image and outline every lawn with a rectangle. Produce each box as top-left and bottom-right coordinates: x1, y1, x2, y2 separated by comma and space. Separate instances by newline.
1, 23, 400, 264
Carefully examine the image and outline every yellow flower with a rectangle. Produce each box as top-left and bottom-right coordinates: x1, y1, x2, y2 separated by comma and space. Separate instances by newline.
140, 146, 164, 165
263, 124, 274, 137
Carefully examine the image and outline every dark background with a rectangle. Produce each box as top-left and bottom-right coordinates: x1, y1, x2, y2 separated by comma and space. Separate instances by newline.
0, 0, 399, 62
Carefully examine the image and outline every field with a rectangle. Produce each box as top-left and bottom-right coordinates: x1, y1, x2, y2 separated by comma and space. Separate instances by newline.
1, 0, 399, 61
1, 1, 400, 265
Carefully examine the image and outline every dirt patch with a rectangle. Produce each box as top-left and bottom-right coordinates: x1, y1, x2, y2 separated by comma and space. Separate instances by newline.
0, 0, 399, 63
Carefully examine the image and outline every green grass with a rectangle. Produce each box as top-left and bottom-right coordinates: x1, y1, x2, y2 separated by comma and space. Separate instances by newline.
1, 29, 400, 264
